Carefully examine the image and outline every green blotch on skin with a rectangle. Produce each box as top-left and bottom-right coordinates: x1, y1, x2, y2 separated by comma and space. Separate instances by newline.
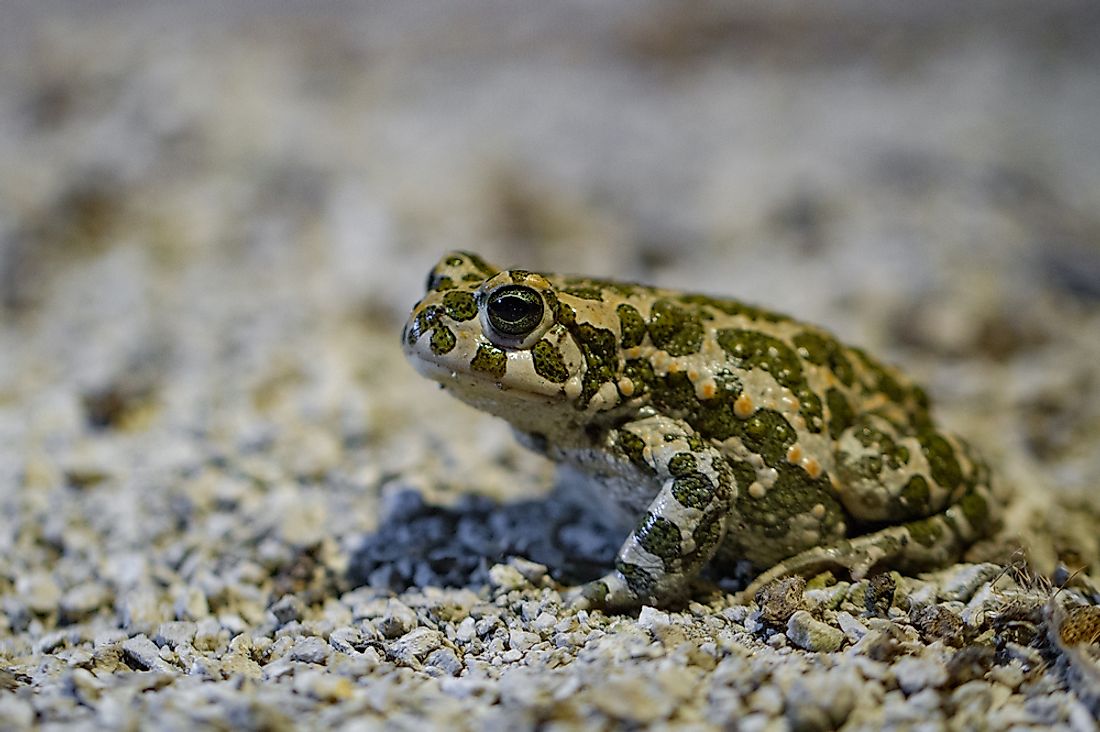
793, 331, 855, 387
428, 275, 456, 291
740, 409, 796, 466
562, 285, 604, 301
734, 463, 841, 540
462, 272, 483, 282
692, 511, 723, 555
958, 489, 991, 533
672, 472, 713, 510
856, 424, 880, 448
617, 430, 651, 472
729, 460, 757, 494
909, 386, 933, 428
563, 276, 656, 300
604, 281, 651, 298
623, 358, 656, 397
648, 299, 704, 356
826, 388, 854, 440
648, 375, 691, 414
429, 327, 456, 355
908, 516, 945, 547
855, 422, 907, 470
648, 370, 745, 442
637, 513, 683, 568
685, 432, 706, 452
442, 291, 478, 321
717, 328, 822, 431
899, 475, 930, 510
877, 368, 907, 404
617, 304, 647, 349
509, 269, 531, 283
794, 386, 825, 434
708, 396, 744, 440
918, 431, 963, 491
408, 305, 444, 345
668, 452, 697, 477
716, 329, 802, 388
615, 560, 655, 594
679, 293, 792, 324
850, 347, 912, 407
573, 323, 618, 406
470, 344, 507, 379
580, 580, 610, 605
545, 291, 576, 328
856, 454, 884, 478
531, 339, 568, 383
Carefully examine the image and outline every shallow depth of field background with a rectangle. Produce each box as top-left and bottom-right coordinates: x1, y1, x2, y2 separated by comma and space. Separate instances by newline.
0, 2, 1098, 728
4, 0, 1099, 524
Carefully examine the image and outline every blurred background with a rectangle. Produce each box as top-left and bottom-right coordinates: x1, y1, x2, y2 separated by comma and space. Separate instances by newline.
1, 1, 1099, 585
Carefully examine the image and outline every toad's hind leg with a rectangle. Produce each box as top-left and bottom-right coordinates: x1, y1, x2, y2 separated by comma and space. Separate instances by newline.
735, 470, 997, 603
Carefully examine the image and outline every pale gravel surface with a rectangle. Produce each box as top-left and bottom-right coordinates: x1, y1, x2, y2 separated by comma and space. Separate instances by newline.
2, 2, 1100, 730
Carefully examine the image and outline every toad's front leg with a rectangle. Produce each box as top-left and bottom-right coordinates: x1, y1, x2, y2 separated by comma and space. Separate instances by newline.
570, 415, 735, 611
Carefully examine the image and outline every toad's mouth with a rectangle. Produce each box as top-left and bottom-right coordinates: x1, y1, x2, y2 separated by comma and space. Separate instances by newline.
407, 352, 563, 403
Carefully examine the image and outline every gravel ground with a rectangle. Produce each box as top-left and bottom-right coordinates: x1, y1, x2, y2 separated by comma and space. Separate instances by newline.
2, 2, 1100, 729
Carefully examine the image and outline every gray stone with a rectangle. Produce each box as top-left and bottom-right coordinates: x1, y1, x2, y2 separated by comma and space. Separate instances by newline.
937, 564, 1004, 603
488, 564, 527, 592
120, 589, 167, 632
377, 601, 417, 639
269, 595, 305, 626
59, 581, 110, 622
835, 611, 868, 644
425, 647, 463, 676
508, 629, 539, 653
121, 634, 171, 672
327, 626, 365, 655
0, 695, 34, 728
193, 618, 227, 653
288, 636, 331, 665
893, 655, 948, 695
18, 572, 61, 615
172, 585, 210, 621
154, 621, 197, 648
388, 628, 444, 665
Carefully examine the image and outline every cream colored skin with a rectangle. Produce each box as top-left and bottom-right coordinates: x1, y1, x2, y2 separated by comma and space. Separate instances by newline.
403, 252, 997, 609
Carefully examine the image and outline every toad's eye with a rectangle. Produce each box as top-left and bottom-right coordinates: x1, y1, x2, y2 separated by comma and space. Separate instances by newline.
486, 285, 544, 338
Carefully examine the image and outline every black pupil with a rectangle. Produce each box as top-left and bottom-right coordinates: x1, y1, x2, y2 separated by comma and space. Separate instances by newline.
488, 287, 542, 335
494, 294, 534, 322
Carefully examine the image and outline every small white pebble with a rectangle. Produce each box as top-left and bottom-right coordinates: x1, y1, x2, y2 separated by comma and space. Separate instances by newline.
488, 564, 527, 592
835, 611, 868, 643
288, 636, 331, 665
893, 655, 947, 695
508, 629, 539, 652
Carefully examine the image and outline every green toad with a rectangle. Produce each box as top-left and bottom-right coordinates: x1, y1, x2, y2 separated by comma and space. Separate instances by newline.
402, 252, 998, 609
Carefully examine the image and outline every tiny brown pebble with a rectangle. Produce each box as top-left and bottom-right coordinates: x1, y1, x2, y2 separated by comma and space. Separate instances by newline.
1059, 605, 1100, 646
756, 576, 806, 627
857, 620, 907, 663
911, 603, 965, 647
865, 573, 896, 617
